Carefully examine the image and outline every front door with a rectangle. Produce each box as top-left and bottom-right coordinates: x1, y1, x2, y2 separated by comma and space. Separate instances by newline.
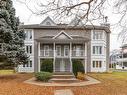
60, 59, 65, 72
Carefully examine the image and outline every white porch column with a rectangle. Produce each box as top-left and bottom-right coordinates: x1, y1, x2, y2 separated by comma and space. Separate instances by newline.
53, 42, 56, 72
38, 42, 40, 72
85, 42, 87, 74
70, 42, 72, 72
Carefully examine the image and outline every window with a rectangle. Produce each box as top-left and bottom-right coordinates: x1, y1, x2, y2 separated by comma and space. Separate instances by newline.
64, 46, 69, 56
25, 30, 32, 40
93, 31, 103, 40
23, 60, 32, 67
44, 45, 49, 56
93, 61, 102, 68
26, 45, 32, 54
46, 22, 51, 25
93, 46, 102, 54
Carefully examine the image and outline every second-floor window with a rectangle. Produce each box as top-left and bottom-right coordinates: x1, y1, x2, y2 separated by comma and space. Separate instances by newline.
26, 45, 32, 54
93, 31, 103, 40
25, 30, 32, 40
93, 46, 102, 54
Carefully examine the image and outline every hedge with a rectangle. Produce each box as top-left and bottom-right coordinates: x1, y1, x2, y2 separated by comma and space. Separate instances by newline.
72, 59, 85, 76
40, 59, 53, 73
35, 71, 52, 82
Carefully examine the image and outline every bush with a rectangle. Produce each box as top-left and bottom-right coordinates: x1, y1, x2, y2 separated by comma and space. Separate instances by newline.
76, 72, 85, 80
35, 71, 52, 82
40, 59, 53, 73
72, 59, 84, 76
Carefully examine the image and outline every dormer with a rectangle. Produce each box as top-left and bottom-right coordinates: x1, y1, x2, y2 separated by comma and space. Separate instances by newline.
40, 16, 57, 26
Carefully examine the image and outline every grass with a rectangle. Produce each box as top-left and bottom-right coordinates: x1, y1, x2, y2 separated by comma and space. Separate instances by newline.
0, 72, 127, 95
0, 70, 14, 75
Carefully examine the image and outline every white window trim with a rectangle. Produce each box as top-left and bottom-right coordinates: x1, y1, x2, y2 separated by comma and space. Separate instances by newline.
64, 45, 69, 57
44, 45, 49, 56
25, 29, 33, 41
56, 45, 61, 57
92, 46, 103, 55
92, 61, 102, 68
25, 45, 32, 55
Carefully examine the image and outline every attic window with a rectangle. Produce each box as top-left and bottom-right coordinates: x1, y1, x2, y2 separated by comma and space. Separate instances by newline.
46, 22, 51, 25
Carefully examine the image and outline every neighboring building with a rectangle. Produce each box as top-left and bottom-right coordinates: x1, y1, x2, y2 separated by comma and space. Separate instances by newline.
113, 44, 127, 70
18, 16, 111, 73
110, 49, 121, 68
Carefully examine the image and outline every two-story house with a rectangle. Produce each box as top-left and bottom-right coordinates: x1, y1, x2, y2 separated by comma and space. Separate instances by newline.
18, 16, 110, 73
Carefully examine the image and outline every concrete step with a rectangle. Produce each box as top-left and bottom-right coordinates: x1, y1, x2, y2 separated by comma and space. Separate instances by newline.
53, 72, 73, 75
50, 78, 78, 83
52, 75, 75, 79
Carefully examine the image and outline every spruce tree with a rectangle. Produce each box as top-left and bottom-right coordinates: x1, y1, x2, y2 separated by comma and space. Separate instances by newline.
0, 0, 28, 68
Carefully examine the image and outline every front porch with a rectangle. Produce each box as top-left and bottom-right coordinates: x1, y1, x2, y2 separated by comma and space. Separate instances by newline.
38, 42, 88, 73
36, 31, 89, 73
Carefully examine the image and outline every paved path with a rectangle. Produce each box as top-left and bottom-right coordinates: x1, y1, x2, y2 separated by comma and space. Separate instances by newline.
24, 76, 101, 87
54, 89, 74, 95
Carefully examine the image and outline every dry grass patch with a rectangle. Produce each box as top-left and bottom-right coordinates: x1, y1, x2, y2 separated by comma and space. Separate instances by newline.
0, 72, 127, 95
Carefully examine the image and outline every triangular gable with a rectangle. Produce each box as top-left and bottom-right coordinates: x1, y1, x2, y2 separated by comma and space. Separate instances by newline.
40, 16, 57, 26
68, 17, 83, 26
53, 31, 73, 39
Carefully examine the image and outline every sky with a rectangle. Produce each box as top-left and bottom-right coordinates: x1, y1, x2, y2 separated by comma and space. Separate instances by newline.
12, 0, 122, 51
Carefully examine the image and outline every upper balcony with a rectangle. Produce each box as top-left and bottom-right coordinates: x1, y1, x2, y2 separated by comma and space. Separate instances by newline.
39, 50, 86, 58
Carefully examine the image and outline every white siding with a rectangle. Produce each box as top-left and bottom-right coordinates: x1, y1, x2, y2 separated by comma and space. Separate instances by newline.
18, 29, 34, 72
91, 30, 107, 72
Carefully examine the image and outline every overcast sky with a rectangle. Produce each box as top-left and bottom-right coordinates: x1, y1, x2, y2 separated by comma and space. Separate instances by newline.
12, 0, 122, 51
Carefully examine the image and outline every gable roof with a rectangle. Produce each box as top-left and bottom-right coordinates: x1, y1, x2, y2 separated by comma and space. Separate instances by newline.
40, 16, 57, 26
53, 30, 73, 39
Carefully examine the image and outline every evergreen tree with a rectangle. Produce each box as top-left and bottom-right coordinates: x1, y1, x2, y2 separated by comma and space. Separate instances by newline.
0, 0, 28, 68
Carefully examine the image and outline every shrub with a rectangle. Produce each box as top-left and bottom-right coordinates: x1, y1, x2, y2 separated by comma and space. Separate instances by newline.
72, 59, 84, 76
40, 59, 53, 73
35, 71, 52, 82
76, 72, 85, 80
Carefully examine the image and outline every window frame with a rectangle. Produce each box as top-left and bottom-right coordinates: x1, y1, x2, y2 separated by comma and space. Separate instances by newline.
92, 61, 102, 68
25, 30, 33, 40
44, 45, 50, 56
26, 45, 32, 55
93, 31, 103, 40
93, 46, 102, 55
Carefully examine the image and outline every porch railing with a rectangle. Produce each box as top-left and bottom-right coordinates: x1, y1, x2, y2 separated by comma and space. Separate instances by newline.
40, 50, 53, 57
72, 50, 85, 57
40, 50, 85, 57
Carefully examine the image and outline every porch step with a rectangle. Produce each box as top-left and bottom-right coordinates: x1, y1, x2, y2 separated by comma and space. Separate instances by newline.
50, 78, 78, 83
52, 75, 75, 79
50, 72, 78, 83
53, 72, 73, 75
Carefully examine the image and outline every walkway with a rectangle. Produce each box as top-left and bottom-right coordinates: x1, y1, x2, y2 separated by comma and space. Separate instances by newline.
54, 89, 74, 95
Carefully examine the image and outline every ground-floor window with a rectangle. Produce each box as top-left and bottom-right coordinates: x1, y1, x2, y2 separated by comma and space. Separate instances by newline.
92, 61, 102, 68
23, 60, 32, 67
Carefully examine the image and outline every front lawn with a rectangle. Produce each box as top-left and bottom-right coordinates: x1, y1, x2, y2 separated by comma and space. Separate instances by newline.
0, 70, 14, 75
0, 72, 127, 95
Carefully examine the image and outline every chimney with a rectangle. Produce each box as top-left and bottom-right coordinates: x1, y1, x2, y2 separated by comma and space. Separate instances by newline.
101, 16, 110, 28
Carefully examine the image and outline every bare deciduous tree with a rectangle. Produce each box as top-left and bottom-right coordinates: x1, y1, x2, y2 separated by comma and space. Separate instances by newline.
14, 0, 127, 41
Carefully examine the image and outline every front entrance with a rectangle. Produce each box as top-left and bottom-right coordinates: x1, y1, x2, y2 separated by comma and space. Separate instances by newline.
60, 59, 65, 72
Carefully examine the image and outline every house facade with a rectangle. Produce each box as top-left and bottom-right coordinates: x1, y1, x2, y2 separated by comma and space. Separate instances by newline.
111, 45, 127, 70
18, 17, 110, 73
